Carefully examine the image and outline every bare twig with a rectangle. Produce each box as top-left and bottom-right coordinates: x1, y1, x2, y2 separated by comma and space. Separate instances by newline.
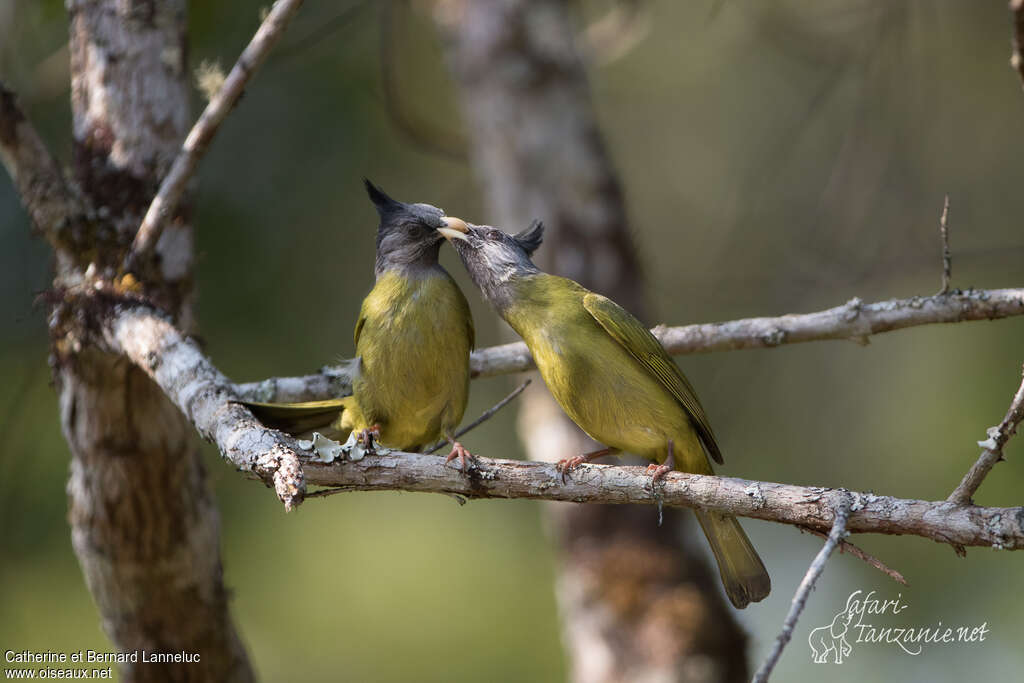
948, 365, 1024, 505
938, 195, 951, 295
1012, 0, 1024, 90
0, 81, 84, 250
426, 379, 532, 453
276, 1, 367, 63
752, 494, 853, 683
235, 288, 1024, 402
127, 0, 305, 269
797, 525, 906, 585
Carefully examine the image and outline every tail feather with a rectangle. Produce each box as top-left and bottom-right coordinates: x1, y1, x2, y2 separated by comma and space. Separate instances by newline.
695, 509, 771, 609
240, 397, 353, 440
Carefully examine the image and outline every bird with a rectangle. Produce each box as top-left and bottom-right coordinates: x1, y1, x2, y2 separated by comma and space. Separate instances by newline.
244, 181, 476, 467
436, 215, 770, 608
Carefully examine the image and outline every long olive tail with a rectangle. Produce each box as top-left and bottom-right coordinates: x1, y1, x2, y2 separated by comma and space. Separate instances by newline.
239, 397, 351, 440
695, 509, 771, 609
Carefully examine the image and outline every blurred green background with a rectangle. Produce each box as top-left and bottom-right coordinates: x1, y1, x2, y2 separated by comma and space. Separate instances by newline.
2, 1, 1023, 680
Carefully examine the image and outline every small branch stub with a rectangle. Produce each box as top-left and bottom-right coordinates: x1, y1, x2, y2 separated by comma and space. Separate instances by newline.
938, 195, 951, 295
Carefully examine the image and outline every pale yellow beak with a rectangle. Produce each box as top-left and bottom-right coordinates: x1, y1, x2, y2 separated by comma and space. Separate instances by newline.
438, 216, 470, 242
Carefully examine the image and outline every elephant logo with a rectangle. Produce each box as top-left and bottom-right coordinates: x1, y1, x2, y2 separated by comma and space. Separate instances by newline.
808, 591, 860, 664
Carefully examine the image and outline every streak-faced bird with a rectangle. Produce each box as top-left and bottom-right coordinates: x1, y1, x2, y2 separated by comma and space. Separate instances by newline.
437, 216, 770, 608
245, 181, 475, 466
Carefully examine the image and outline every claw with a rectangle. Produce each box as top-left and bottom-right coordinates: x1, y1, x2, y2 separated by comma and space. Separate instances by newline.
445, 441, 475, 472
646, 463, 671, 483
355, 424, 382, 452
556, 455, 587, 483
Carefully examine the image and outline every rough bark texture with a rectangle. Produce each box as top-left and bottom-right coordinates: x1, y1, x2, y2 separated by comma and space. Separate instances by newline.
56, 2, 254, 680
434, 1, 749, 680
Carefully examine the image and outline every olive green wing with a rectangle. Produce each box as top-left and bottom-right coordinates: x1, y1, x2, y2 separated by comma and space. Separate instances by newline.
582, 292, 723, 464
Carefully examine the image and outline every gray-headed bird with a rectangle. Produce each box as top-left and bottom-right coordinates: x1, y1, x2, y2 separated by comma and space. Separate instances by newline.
437, 216, 769, 608
245, 181, 475, 467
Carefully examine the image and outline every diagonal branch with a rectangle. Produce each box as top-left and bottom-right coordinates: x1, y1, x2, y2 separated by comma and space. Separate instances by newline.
752, 494, 853, 683
234, 287, 1024, 402
99, 302, 306, 509
425, 379, 531, 454
128, 0, 305, 269
797, 525, 906, 585
0, 81, 85, 250
948, 365, 1024, 505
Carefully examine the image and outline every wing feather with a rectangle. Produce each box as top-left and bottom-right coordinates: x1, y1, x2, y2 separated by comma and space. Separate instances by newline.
582, 293, 723, 464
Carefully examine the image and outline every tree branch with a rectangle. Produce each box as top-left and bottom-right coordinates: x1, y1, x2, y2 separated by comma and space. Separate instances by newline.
0, 81, 84, 250
234, 287, 1024, 402
98, 302, 306, 509
85, 295, 1024, 545
128, 0, 305, 268
295, 454, 1023, 549
752, 494, 852, 683
948, 365, 1024, 505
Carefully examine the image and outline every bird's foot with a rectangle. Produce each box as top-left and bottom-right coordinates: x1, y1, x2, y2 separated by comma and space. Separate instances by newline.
556, 455, 588, 483
646, 463, 671, 484
357, 424, 382, 450
445, 441, 476, 472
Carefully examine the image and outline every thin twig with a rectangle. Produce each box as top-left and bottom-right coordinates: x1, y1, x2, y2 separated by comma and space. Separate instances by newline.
235, 288, 1024, 402
948, 365, 1024, 505
127, 0, 305, 269
938, 195, 951, 295
426, 379, 532, 453
797, 525, 906, 585
275, 1, 368, 63
752, 494, 853, 683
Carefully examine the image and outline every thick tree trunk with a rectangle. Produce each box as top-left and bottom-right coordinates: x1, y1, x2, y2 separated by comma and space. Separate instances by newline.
55, 2, 253, 680
435, 1, 750, 680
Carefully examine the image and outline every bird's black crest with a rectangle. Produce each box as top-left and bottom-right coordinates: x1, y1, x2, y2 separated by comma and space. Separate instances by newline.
513, 220, 545, 256
364, 178, 403, 216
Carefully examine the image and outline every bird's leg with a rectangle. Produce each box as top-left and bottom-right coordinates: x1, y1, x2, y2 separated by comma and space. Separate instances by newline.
556, 447, 619, 483
646, 439, 675, 483
443, 433, 476, 472
357, 423, 382, 449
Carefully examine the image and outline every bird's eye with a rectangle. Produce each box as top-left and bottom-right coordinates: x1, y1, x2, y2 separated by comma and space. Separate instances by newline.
488, 230, 503, 239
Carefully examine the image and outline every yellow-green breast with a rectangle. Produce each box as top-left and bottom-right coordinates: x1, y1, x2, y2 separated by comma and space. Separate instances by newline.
350, 267, 473, 451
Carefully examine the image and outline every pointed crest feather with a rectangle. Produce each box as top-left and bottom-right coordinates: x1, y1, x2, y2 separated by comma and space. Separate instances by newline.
513, 219, 545, 255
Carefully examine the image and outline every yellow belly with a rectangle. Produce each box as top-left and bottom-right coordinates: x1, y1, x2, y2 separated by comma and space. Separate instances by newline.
527, 321, 711, 473
351, 270, 472, 451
